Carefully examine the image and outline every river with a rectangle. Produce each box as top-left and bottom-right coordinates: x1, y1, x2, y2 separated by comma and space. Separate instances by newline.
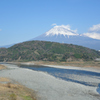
0, 63, 100, 100
19, 64, 100, 94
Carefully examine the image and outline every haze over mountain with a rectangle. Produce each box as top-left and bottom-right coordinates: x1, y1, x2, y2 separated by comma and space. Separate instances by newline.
0, 44, 14, 48
33, 25, 100, 50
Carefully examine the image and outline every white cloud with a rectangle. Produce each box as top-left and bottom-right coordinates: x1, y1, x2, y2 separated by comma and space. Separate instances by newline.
51, 23, 57, 26
0, 29, 2, 31
59, 25, 78, 33
83, 24, 100, 40
83, 32, 100, 40
89, 24, 100, 32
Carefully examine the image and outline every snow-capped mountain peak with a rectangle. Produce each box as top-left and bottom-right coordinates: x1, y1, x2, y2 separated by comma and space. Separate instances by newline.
45, 25, 79, 37
33, 24, 100, 50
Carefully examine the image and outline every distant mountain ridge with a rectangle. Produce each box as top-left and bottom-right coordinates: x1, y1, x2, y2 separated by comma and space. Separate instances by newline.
33, 25, 100, 50
0, 41, 100, 62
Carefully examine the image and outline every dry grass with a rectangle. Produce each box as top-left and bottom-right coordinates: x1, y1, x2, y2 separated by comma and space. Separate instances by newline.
26, 61, 100, 69
0, 77, 10, 82
0, 65, 6, 70
8, 60, 100, 69
0, 77, 37, 100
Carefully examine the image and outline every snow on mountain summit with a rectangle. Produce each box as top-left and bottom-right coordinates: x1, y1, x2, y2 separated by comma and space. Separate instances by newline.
33, 24, 100, 50
45, 25, 79, 36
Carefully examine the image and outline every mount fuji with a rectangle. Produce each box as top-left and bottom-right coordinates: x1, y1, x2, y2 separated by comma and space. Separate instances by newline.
33, 25, 100, 50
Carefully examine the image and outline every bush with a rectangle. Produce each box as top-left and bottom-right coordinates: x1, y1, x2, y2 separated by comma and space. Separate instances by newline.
10, 94, 17, 100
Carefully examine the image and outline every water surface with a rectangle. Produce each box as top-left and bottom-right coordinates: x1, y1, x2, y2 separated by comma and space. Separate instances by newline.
19, 65, 100, 88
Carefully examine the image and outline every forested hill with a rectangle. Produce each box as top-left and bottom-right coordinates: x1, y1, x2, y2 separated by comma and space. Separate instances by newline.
0, 41, 100, 62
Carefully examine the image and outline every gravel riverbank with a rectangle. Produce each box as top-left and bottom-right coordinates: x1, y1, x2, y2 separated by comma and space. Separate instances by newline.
0, 63, 100, 100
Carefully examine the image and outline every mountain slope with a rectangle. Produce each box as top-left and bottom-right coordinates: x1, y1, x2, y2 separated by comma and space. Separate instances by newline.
33, 25, 100, 50
0, 41, 100, 62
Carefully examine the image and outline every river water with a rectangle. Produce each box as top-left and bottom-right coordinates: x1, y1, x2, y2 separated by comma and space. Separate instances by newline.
18, 64, 100, 94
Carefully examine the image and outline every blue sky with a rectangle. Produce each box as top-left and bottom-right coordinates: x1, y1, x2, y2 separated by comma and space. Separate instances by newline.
0, 0, 100, 46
